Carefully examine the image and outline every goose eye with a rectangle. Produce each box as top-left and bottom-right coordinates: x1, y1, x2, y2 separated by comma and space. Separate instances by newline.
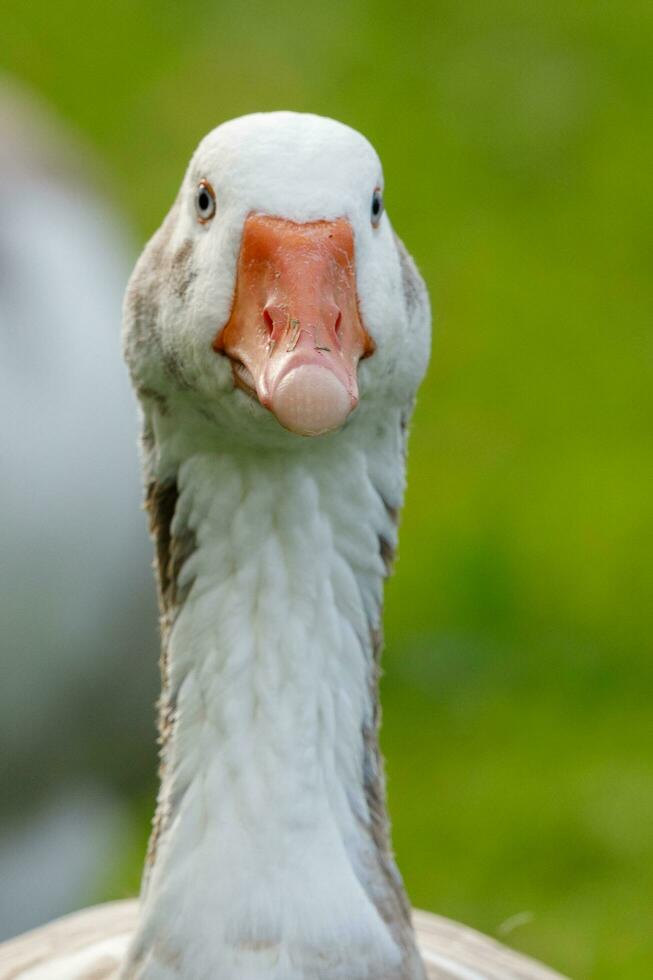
371, 188, 384, 227
195, 180, 216, 222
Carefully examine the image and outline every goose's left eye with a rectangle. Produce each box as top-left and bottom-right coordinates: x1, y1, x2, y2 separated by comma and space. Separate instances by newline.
371, 188, 384, 227
195, 180, 216, 222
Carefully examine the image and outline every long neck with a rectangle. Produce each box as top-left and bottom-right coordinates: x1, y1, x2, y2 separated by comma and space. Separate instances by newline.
123, 417, 425, 980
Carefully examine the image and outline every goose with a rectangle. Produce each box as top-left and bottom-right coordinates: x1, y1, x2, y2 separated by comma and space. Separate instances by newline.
0, 111, 566, 980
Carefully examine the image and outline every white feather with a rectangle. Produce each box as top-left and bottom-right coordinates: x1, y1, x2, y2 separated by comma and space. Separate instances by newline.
126, 425, 405, 979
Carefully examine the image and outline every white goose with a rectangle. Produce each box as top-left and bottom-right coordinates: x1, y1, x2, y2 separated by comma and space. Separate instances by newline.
0, 112, 566, 980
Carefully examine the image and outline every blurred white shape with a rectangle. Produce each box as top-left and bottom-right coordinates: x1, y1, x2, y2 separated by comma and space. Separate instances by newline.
0, 80, 158, 938
0, 782, 129, 940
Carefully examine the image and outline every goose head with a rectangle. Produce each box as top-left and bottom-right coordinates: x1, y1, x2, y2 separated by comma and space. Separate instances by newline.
124, 111, 430, 450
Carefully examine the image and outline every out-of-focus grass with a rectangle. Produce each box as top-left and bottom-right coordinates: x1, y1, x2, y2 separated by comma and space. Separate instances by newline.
3, 1, 652, 976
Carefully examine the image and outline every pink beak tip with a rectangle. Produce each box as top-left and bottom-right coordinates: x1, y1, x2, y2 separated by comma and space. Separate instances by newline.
269, 364, 354, 437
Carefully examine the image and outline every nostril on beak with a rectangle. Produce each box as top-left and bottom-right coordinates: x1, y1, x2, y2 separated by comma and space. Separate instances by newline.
262, 308, 274, 336
334, 310, 342, 336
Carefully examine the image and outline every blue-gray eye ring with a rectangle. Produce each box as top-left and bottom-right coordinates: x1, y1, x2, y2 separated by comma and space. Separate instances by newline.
195, 180, 216, 222
371, 187, 384, 227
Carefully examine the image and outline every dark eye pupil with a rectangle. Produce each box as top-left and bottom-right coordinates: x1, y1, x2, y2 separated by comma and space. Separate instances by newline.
198, 190, 210, 212
372, 195, 380, 215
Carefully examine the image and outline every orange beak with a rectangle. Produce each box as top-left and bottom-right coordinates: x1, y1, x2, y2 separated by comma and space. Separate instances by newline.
213, 215, 374, 436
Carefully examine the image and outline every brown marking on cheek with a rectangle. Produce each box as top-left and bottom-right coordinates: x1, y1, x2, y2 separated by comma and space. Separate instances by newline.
161, 348, 192, 390
137, 386, 170, 416
124, 201, 180, 351
123, 198, 192, 394
170, 238, 197, 300
124, 281, 160, 352
394, 233, 425, 324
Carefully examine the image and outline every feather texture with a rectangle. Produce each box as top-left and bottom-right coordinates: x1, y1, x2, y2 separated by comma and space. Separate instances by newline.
0, 902, 566, 980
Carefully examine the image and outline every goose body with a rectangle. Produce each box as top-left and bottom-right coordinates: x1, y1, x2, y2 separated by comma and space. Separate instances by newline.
0, 901, 564, 979
1, 112, 566, 980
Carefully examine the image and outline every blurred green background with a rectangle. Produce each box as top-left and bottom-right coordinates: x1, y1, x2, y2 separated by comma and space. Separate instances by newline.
3, 1, 652, 977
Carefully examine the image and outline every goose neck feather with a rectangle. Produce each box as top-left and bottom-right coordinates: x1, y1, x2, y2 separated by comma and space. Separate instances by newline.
122, 418, 425, 980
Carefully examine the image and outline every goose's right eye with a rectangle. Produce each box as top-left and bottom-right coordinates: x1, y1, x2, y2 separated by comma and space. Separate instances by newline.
370, 187, 384, 227
195, 180, 216, 223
